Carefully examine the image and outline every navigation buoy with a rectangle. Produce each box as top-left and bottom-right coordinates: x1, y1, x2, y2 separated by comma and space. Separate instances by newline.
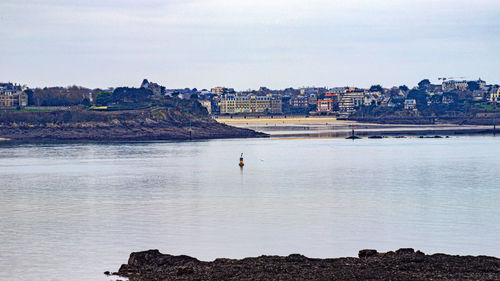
346, 122, 360, 140
239, 153, 244, 167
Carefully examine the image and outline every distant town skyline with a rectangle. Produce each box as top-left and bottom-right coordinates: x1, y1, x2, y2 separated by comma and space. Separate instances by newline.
1, 0, 499, 90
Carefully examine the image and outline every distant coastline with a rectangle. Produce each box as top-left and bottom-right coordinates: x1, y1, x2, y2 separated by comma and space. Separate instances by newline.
2, 76, 499, 142
2, 111, 495, 143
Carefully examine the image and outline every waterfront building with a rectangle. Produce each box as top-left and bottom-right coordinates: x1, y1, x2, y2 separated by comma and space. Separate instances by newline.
290, 95, 308, 108
316, 92, 340, 114
219, 94, 245, 114
218, 93, 282, 114
269, 96, 283, 114
339, 92, 365, 117
316, 99, 333, 113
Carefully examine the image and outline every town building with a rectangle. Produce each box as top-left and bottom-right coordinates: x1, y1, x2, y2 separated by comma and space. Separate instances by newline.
316, 99, 334, 113
290, 95, 309, 108
363, 91, 382, 106
324, 92, 340, 103
218, 93, 282, 114
0, 83, 28, 109
490, 87, 500, 103
339, 92, 364, 117
308, 94, 317, 106
316, 92, 341, 114
269, 96, 282, 114
140, 79, 165, 96
442, 80, 468, 92
380, 97, 393, 107
472, 87, 490, 101
441, 79, 487, 92
404, 99, 417, 110
328, 87, 348, 94
211, 87, 234, 96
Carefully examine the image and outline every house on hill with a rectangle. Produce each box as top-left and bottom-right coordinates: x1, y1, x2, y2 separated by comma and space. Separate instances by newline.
0, 82, 28, 109
140, 79, 165, 96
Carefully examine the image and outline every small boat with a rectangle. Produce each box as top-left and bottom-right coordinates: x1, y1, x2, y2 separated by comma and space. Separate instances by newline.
239, 153, 244, 167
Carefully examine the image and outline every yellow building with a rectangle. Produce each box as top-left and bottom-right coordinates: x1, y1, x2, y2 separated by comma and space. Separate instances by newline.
0, 89, 28, 109
442, 80, 468, 92
490, 88, 500, 103
219, 94, 281, 114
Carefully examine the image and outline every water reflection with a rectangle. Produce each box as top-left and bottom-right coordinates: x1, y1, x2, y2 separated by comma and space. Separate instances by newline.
0, 137, 499, 281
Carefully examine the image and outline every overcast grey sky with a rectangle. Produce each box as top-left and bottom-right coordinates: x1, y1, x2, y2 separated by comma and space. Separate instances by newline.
1, 0, 499, 90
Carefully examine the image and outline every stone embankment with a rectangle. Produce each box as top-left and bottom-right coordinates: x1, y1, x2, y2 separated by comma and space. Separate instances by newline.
111, 248, 500, 281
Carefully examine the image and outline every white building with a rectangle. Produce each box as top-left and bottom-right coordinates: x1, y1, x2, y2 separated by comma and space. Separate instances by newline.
404, 99, 417, 110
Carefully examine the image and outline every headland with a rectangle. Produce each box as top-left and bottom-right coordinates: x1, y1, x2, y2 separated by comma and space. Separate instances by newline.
0, 101, 266, 143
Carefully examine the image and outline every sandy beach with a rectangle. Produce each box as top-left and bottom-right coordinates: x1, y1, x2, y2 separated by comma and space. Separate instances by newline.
216, 116, 341, 126
216, 116, 496, 137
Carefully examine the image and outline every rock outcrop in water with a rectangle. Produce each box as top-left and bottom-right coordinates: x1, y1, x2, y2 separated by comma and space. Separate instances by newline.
113, 248, 500, 281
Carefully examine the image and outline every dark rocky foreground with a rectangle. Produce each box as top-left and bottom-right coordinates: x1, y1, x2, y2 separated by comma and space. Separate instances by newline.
111, 248, 500, 281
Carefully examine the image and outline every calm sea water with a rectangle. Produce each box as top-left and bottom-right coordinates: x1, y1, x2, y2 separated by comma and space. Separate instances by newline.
1, 137, 499, 281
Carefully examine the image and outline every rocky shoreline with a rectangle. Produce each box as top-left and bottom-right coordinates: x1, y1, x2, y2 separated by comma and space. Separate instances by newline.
111, 248, 500, 281
0, 109, 267, 142
0, 120, 266, 142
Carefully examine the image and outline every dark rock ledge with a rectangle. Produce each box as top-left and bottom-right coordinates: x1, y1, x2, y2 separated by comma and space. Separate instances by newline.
110, 248, 500, 281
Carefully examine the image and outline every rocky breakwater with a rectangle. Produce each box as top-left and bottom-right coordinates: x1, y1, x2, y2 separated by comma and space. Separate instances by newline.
111, 248, 500, 281
0, 108, 267, 142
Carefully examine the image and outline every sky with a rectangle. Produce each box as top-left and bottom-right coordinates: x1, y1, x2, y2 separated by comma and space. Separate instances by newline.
1, 0, 499, 90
